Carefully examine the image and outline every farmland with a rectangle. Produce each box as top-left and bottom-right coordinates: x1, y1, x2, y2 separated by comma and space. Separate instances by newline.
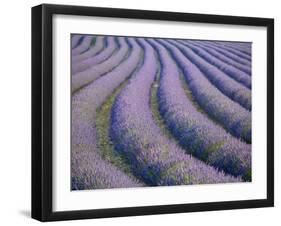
71, 34, 252, 190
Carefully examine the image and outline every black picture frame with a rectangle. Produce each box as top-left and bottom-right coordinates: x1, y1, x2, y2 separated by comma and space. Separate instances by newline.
32, 3, 274, 222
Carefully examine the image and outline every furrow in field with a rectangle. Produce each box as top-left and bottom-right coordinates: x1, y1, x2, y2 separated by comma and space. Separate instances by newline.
95, 48, 146, 185
72, 38, 144, 190
72, 36, 105, 63
167, 39, 252, 111
72, 36, 117, 74
194, 41, 251, 67
207, 41, 252, 61
176, 40, 251, 88
110, 38, 241, 186
71, 34, 83, 49
72, 37, 130, 93
157, 39, 251, 143
72, 35, 93, 56
178, 41, 249, 89
183, 40, 252, 75
215, 41, 252, 56
148, 39, 251, 180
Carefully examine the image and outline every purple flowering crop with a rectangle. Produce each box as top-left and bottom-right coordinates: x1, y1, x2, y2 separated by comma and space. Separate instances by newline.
183, 40, 252, 75
148, 39, 251, 180
110, 38, 241, 185
71, 34, 83, 49
176, 40, 251, 88
167, 40, 252, 110
72, 36, 117, 74
72, 37, 143, 189
72, 37, 130, 92
71, 35, 252, 190
195, 40, 251, 67
72, 35, 93, 56
158, 39, 251, 143
208, 41, 252, 62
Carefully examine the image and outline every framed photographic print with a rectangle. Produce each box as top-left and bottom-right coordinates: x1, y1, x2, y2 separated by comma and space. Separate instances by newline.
31, 4, 274, 221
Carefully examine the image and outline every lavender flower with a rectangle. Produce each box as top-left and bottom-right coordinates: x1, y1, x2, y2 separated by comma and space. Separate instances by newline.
148, 39, 251, 180
72, 35, 93, 56
72, 37, 130, 93
195, 41, 251, 66
72, 36, 105, 63
72, 37, 143, 189
71, 34, 83, 49
183, 40, 251, 75
110, 38, 241, 185
72, 36, 117, 74
215, 41, 252, 56
209, 41, 252, 62
167, 40, 251, 111
158, 39, 251, 143
176, 40, 251, 88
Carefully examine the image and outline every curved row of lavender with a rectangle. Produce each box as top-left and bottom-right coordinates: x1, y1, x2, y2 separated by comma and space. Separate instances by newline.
168, 40, 252, 111
110, 38, 240, 186
72, 36, 105, 63
72, 35, 93, 56
72, 37, 130, 93
178, 40, 252, 89
71, 34, 83, 49
184, 40, 251, 75
71, 35, 251, 189
158, 39, 251, 143
71, 36, 107, 74
72, 38, 144, 190
148, 39, 251, 180
215, 41, 252, 56
72, 36, 117, 74
207, 41, 252, 62
195, 41, 251, 68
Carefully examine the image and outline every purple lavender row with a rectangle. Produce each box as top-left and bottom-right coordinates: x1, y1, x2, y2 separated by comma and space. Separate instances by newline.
72, 35, 93, 56
72, 36, 105, 63
110, 38, 241, 185
194, 41, 251, 67
174, 40, 252, 89
72, 38, 143, 190
158, 39, 251, 143
72, 36, 117, 74
168, 40, 251, 111
217, 41, 251, 50
148, 39, 251, 180
185, 40, 251, 75
72, 37, 129, 93
72, 147, 142, 190
207, 41, 252, 62
215, 41, 252, 56
71, 34, 83, 49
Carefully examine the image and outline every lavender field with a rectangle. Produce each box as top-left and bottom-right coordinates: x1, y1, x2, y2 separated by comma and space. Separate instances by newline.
71, 34, 252, 190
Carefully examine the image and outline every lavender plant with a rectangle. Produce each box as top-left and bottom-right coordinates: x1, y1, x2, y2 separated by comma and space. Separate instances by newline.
176, 40, 251, 88
71, 35, 252, 190
72, 36, 117, 74
208, 41, 252, 61
167, 40, 252, 111
158, 39, 251, 143
72, 36, 105, 63
195, 41, 251, 66
72, 35, 93, 56
148, 39, 251, 180
71, 34, 83, 49
72, 37, 144, 189
183, 40, 251, 75
72, 37, 130, 93
110, 38, 241, 186
215, 41, 252, 56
